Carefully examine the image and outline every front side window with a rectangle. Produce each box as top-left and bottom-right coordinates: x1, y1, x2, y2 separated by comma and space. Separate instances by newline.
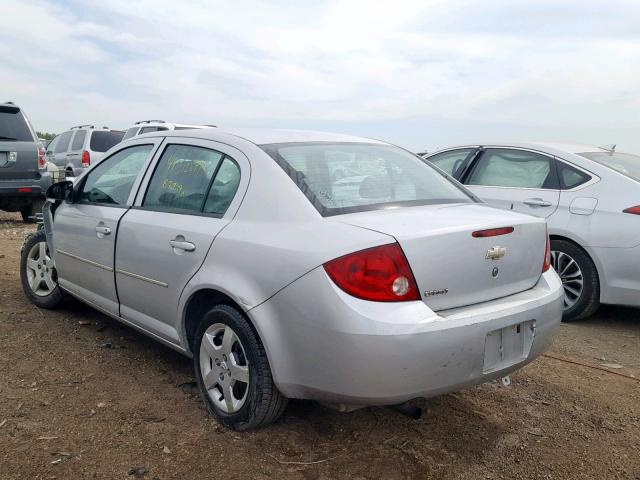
79, 145, 153, 206
427, 149, 474, 178
46, 135, 59, 155
143, 144, 240, 216
578, 151, 640, 183
467, 149, 555, 189
70, 130, 86, 151
262, 143, 473, 216
54, 131, 73, 154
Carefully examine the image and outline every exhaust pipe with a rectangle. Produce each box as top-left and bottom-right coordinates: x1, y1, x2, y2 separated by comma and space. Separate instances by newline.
389, 402, 422, 420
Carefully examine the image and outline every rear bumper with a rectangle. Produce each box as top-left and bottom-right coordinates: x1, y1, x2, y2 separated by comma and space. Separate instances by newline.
588, 244, 640, 307
0, 174, 51, 198
249, 269, 563, 405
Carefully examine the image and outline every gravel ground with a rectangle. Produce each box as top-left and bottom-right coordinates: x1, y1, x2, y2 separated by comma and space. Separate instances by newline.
0, 212, 639, 480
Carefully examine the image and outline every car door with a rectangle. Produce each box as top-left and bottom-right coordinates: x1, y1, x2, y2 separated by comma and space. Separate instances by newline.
426, 148, 478, 180
66, 129, 86, 173
52, 139, 163, 315
114, 139, 248, 343
463, 147, 560, 218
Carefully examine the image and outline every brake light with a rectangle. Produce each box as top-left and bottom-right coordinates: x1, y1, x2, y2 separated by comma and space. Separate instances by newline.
82, 150, 90, 167
323, 243, 420, 302
472, 227, 514, 238
37, 146, 46, 170
542, 233, 551, 273
623, 205, 640, 215
18, 187, 32, 193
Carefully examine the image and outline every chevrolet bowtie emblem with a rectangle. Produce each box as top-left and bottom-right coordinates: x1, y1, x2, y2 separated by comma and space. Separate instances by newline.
486, 246, 507, 260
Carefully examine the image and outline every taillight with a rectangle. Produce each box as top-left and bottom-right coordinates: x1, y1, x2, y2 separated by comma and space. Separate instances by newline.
37, 146, 46, 170
82, 150, 90, 167
542, 233, 551, 273
323, 243, 420, 302
623, 206, 640, 215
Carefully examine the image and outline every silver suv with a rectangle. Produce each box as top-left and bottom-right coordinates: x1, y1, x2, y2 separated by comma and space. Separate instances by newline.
121, 120, 212, 142
0, 102, 53, 222
46, 125, 124, 177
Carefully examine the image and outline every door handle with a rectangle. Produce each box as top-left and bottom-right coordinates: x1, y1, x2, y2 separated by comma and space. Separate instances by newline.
523, 198, 552, 208
95, 225, 111, 235
170, 237, 196, 252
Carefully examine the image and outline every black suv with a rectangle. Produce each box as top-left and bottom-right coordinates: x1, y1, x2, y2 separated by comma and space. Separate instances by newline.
0, 102, 52, 222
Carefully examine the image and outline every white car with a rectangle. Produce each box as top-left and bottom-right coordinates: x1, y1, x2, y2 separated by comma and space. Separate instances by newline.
424, 142, 640, 320
121, 120, 213, 142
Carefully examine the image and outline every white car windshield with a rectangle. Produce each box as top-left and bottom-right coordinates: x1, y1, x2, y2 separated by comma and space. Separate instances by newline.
263, 143, 473, 216
578, 151, 640, 183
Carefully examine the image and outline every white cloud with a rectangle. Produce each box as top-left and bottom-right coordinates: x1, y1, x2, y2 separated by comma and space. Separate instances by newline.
1, 0, 639, 152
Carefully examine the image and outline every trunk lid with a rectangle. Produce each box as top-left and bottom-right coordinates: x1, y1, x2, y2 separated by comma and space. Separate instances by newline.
335, 203, 547, 311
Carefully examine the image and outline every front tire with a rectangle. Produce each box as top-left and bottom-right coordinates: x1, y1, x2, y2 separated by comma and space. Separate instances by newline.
550, 239, 599, 321
193, 305, 287, 431
20, 230, 64, 309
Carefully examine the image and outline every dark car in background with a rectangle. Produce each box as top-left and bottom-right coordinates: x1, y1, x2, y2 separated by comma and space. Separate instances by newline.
0, 102, 51, 222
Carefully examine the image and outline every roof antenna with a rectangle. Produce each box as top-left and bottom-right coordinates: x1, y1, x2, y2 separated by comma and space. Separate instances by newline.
600, 144, 616, 153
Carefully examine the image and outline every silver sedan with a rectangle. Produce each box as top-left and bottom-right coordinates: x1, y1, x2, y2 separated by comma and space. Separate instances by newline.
21, 129, 563, 430
425, 142, 640, 321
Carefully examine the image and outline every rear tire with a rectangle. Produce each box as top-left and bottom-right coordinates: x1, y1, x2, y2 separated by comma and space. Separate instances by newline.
193, 305, 287, 431
20, 230, 64, 309
20, 199, 45, 223
550, 239, 599, 322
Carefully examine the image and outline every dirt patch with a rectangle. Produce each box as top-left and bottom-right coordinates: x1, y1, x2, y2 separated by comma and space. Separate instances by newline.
0, 212, 639, 479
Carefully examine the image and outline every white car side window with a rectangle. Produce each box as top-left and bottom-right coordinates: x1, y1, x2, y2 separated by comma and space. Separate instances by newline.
468, 149, 552, 189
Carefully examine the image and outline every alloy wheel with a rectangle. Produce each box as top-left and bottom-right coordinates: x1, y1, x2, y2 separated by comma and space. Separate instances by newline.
199, 323, 250, 413
25, 241, 57, 297
550, 250, 584, 310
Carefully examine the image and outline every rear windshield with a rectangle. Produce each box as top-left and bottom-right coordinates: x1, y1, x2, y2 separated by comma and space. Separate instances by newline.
90, 130, 125, 152
0, 107, 34, 142
578, 151, 640, 183
262, 143, 473, 216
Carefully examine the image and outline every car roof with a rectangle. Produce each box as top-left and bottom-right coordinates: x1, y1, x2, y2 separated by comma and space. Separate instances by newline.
428, 141, 609, 156
156, 127, 386, 146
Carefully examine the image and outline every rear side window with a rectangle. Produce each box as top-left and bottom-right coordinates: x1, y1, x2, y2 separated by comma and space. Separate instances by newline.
427, 149, 474, 178
54, 131, 73, 154
203, 158, 241, 215
90, 131, 125, 152
139, 126, 169, 134
122, 127, 138, 141
467, 149, 556, 189
70, 130, 86, 151
143, 144, 240, 216
0, 107, 34, 142
262, 143, 473, 216
558, 163, 590, 189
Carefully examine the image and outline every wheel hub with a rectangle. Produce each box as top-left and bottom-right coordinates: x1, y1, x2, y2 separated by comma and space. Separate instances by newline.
199, 323, 250, 414
550, 250, 584, 311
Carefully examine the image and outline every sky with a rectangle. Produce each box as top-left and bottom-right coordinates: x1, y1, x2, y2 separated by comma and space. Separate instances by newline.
2, 0, 639, 153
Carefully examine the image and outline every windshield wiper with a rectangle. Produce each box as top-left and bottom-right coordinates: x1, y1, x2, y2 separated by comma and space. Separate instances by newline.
0, 136, 18, 141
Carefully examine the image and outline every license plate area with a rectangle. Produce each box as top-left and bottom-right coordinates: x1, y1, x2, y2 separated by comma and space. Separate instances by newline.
483, 320, 535, 373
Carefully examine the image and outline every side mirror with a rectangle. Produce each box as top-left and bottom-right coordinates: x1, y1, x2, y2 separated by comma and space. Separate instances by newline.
46, 180, 74, 201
